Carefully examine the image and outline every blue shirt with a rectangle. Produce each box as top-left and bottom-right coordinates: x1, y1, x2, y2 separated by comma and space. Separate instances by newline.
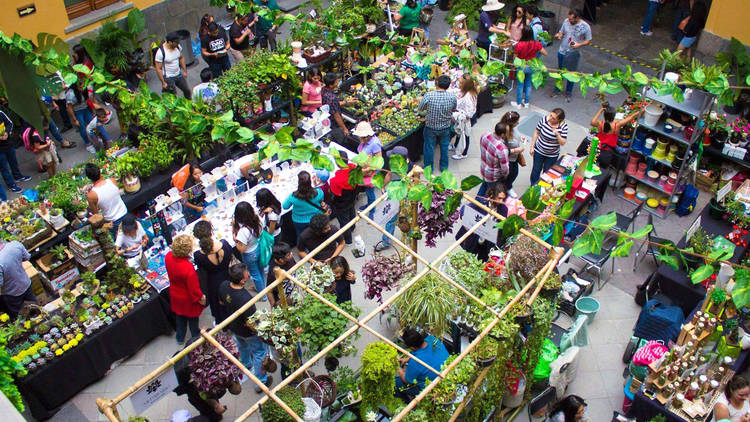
0, 241, 31, 296
282, 188, 324, 223
404, 335, 449, 389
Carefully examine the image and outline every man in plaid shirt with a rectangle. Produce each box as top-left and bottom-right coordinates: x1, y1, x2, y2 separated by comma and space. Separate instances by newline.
478, 122, 510, 198
418, 75, 456, 172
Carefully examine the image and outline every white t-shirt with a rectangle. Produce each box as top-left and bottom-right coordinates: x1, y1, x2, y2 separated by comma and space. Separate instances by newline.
264, 211, 281, 237
192, 82, 219, 104
115, 222, 146, 257
713, 394, 750, 422
155, 45, 183, 78
236, 226, 259, 252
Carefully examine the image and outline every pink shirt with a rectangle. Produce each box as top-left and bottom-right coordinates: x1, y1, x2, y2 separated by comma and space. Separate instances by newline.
301, 81, 323, 113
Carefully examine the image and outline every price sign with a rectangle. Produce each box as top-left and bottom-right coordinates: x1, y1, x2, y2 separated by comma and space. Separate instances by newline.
373, 199, 399, 228
717, 182, 732, 203
130, 369, 178, 414
685, 215, 702, 244
461, 205, 498, 243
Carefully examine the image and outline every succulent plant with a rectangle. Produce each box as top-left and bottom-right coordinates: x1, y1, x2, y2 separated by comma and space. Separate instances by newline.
35, 323, 50, 335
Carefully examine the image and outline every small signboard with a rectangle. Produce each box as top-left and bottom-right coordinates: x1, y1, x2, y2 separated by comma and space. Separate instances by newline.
373, 199, 399, 228
130, 369, 178, 414
461, 205, 498, 243
17, 4, 36, 18
717, 182, 732, 203
685, 215, 702, 243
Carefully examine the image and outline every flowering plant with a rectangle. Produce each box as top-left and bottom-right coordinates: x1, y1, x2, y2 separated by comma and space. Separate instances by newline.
729, 117, 750, 137
362, 253, 413, 303
706, 111, 729, 135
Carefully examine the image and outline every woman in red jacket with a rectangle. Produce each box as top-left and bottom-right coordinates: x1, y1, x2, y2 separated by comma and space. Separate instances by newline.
166, 234, 206, 344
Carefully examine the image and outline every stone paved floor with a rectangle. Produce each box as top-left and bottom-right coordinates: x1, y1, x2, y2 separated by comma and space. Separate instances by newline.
15, 2, 717, 420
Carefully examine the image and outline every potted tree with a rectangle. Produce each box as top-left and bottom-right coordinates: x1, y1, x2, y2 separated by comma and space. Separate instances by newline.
116, 154, 142, 194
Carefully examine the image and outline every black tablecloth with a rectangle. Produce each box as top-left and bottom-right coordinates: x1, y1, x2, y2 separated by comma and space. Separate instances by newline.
654, 204, 750, 315
18, 291, 173, 420
476, 88, 493, 118
629, 301, 750, 422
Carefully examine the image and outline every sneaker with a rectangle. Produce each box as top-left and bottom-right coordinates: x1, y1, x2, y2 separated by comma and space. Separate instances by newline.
15, 176, 31, 182
9, 185, 21, 193
508, 188, 518, 198
523, 103, 529, 109
86, 145, 96, 154
451, 154, 466, 160
374, 242, 391, 252
510, 101, 522, 109
550, 91, 560, 98
564, 94, 572, 103
640, 30, 653, 36
448, 144, 456, 151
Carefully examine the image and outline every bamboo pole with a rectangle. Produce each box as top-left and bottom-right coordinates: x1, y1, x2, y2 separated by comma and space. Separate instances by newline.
461, 191, 553, 250
97, 194, 388, 420
527, 247, 564, 306
391, 273, 541, 421
199, 329, 304, 422
447, 366, 491, 422
235, 203, 491, 421
279, 268, 443, 377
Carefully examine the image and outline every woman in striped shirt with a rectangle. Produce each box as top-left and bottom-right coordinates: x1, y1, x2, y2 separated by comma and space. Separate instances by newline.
530, 108, 568, 184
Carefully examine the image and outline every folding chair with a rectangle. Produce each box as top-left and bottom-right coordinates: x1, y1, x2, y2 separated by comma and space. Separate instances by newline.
632, 213, 671, 272
612, 202, 644, 234
527, 386, 557, 421
576, 236, 618, 290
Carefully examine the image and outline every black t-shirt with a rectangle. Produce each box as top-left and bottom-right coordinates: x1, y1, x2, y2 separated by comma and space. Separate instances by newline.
298, 225, 343, 262
267, 257, 298, 303
683, 15, 706, 37
229, 21, 250, 51
201, 30, 229, 64
218, 281, 257, 337
333, 276, 354, 304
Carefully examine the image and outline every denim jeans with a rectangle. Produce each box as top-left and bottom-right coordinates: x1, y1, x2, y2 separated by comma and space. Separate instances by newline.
516, 66, 534, 105
0, 181, 6, 201
505, 161, 520, 191
48, 120, 64, 143
477, 180, 499, 199
88, 121, 112, 150
164, 75, 192, 99
293, 221, 309, 245
175, 314, 200, 343
0, 148, 23, 189
336, 206, 356, 244
242, 248, 266, 299
530, 151, 558, 185
208, 59, 231, 79
556, 51, 581, 95
381, 214, 397, 245
641, 1, 659, 32
73, 108, 93, 145
423, 126, 451, 171
364, 187, 376, 218
235, 334, 269, 384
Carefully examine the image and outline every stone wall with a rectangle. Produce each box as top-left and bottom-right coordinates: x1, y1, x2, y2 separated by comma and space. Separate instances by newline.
67, 0, 231, 48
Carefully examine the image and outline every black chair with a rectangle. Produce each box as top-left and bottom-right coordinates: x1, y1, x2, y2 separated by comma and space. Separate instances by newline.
612, 201, 644, 235
632, 213, 672, 272
527, 386, 557, 421
577, 236, 618, 290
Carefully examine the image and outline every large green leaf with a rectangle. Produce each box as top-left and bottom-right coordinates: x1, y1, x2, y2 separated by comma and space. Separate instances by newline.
348, 166, 364, 186
732, 269, 750, 309
590, 212, 617, 231
591, 229, 604, 254
690, 264, 715, 285
502, 214, 526, 238
408, 184, 432, 209
521, 185, 541, 211
611, 239, 634, 257
389, 154, 408, 176
369, 155, 384, 170
460, 175, 482, 191
386, 180, 408, 200
562, 73, 581, 83
372, 172, 386, 189
630, 225, 653, 239
656, 252, 679, 270
127, 8, 146, 36
552, 222, 564, 246
439, 171, 458, 190
352, 151, 370, 166
444, 192, 463, 217
633, 72, 649, 85
557, 199, 575, 219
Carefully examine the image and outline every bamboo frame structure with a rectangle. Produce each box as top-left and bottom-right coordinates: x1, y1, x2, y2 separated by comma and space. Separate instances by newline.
97, 184, 563, 422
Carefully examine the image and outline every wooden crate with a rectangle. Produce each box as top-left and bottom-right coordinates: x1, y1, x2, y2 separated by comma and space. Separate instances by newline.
35, 248, 75, 280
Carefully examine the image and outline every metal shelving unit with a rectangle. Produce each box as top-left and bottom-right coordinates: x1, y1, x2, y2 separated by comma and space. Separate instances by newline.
619, 88, 715, 218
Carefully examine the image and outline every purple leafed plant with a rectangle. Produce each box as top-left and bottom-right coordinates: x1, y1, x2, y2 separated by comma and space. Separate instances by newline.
362, 254, 413, 303
188, 331, 241, 397
417, 189, 460, 247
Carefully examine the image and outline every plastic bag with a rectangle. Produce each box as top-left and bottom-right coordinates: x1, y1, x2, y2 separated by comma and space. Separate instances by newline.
533, 338, 560, 381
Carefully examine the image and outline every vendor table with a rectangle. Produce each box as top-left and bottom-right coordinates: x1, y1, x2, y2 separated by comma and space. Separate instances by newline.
654, 204, 750, 315
629, 301, 750, 422
17, 290, 173, 420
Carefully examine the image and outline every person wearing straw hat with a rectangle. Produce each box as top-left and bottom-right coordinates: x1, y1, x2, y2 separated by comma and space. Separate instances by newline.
476, 0, 506, 53
352, 121, 382, 218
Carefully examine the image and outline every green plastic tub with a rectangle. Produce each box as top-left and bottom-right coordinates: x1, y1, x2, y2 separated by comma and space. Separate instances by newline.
575, 296, 600, 322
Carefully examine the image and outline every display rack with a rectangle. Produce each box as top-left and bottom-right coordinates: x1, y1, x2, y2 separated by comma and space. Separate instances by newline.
618, 88, 715, 218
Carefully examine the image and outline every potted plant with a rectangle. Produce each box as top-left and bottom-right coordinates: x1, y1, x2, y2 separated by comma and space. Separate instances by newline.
710, 185, 732, 220
115, 153, 142, 193
188, 331, 242, 398
507, 235, 549, 282
393, 273, 463, 338
249, 307, 300, 370
708, 287, 728, 315
540, 271, 563, 300
80, 271, 100, 296
362, 252, 413, 303
685, 227, 714, 269
259, 385, 306, 422
430, 355, 477, 406
295, 293, 361, 359
360, 342, 401, 419
726, 195, 750, 229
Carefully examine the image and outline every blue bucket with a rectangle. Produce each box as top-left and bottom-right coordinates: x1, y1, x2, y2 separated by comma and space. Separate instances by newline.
575, 296, 600, 322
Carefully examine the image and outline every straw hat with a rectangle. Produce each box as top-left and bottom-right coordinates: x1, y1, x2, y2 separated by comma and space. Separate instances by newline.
482, 0, 505, 11
352, 121, 375, 137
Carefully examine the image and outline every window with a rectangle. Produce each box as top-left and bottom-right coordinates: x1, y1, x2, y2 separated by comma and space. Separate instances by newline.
64, 0, 122, 20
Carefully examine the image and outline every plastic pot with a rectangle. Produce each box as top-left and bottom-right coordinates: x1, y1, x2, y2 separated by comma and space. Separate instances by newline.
709, 198, 727, 220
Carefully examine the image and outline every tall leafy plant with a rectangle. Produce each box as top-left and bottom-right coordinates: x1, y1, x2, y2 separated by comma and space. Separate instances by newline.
360, 342, 401, 419
260, 386, 306, 422
394, 273, 464, 337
